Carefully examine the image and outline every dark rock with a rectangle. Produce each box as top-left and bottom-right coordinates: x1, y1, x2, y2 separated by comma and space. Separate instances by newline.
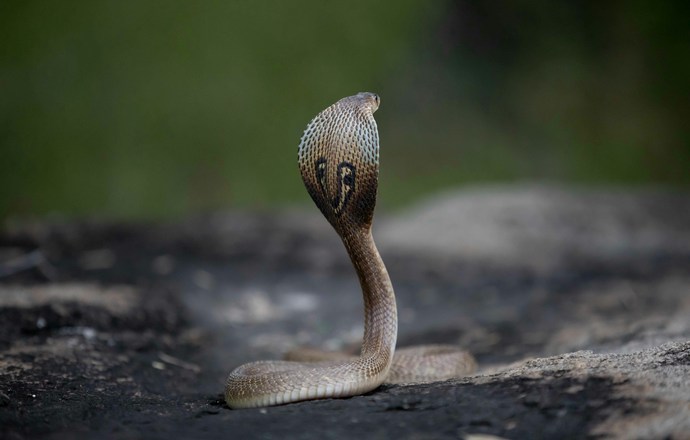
0, 186, 689, 439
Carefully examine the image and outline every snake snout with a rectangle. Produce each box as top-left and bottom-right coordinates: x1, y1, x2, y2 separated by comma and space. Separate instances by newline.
356, 92, 380, 112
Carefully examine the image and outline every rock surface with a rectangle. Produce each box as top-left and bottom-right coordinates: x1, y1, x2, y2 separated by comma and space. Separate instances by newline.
0, 185, 689, 439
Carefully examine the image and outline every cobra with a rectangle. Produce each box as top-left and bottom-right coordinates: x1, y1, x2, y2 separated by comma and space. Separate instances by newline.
224, 92, 475, 409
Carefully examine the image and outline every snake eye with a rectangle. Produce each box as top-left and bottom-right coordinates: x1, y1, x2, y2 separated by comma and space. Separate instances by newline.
370, 93, 380, 111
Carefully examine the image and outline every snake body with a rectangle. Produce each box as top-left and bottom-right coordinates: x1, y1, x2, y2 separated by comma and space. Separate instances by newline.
224, 93, 475, 409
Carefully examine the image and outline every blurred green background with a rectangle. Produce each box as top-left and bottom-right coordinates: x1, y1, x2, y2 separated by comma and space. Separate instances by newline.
1, 1, 688, 220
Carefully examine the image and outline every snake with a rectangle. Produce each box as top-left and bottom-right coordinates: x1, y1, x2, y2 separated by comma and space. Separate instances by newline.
224, 92, 476, 409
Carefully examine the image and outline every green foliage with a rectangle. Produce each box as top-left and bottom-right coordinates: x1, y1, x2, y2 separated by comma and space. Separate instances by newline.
0, 0, 437, 218
377, 1, 690, 209
1, 1, 688, 219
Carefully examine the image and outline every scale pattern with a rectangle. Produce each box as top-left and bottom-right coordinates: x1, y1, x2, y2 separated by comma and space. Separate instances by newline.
224, 93, 475, 409
298, 92, 380, 232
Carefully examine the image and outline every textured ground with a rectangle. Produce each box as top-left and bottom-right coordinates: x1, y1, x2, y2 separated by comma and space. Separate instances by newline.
1, 185, 689, 439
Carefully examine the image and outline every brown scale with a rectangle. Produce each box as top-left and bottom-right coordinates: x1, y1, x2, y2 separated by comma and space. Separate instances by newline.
225, 92, 475, 409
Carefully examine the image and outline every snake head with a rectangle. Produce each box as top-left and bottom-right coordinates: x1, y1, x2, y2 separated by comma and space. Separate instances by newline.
298, 93, 381, 233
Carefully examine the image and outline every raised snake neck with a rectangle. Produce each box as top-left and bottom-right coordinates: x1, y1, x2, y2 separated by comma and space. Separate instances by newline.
224, 93, 474, 409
